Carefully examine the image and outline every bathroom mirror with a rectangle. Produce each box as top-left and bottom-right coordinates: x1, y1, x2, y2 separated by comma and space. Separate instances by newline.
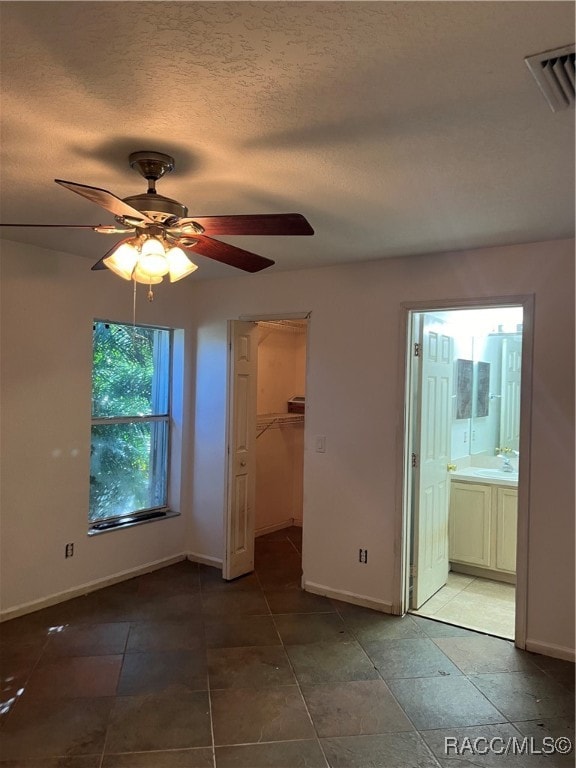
439, 307, 524, 461
469, 332, 522, 456
416, 307, 523, 462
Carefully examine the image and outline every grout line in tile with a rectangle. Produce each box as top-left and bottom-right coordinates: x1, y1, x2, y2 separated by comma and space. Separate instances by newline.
287, 536, 301, 557
412, 576, 516, 640
329, 601, 428, 737
206, 677, 217, 767
267, 610, 336, 616
447, 575, 477, 595
213, 736, 327, 749
96, 697, 114, 768
461, 669, 514, 725
414, 590, 461, 616
199, 564, 218, 768
0, 629, 53, 726
256, 565, 330, 768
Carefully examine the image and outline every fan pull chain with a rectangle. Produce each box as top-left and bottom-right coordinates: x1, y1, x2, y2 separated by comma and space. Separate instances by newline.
132, 277, 137, 339
147, 283, 154, 302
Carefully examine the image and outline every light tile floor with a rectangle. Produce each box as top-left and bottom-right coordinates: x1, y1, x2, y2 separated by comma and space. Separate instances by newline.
411, 572, 516, 639
0, 528, 573, 767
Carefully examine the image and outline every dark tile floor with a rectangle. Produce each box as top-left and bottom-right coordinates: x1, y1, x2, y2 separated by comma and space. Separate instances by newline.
0, 527, 574, 767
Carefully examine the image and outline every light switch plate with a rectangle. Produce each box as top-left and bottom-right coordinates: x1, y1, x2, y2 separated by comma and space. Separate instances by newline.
315, 436, 326, 453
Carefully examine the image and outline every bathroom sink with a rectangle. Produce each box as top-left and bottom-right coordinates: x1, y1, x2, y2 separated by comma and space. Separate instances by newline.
472, 468, 518, 480
450, 467, 519, 485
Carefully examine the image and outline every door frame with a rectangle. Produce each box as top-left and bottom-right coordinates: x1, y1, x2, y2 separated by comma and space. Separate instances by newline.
394, 295, 534, 649
223, 310, 311, 579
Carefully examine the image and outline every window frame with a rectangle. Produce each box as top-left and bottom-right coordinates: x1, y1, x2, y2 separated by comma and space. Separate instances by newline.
88, 319, 175, 533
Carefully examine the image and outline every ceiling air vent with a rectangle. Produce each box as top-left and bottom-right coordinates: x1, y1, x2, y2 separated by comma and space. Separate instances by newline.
525, 44, 575, 112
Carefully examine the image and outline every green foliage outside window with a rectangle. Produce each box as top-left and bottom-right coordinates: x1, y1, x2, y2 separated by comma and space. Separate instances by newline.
90, 322, 170, 523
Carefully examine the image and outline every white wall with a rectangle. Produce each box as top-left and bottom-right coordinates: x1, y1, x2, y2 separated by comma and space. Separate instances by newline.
256, 424, 304, 532
188, 239, 575, 656
2, 236, 574, 659
0, 240, 196, 614
257, 325, 306, 414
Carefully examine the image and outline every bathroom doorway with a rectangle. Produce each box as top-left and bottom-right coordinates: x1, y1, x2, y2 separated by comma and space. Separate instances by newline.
402, 300, 531, 642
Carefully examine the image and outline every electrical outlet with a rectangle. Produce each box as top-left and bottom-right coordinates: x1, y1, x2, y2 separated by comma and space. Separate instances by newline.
359, 548, 368, 564
65, 543, 74, 558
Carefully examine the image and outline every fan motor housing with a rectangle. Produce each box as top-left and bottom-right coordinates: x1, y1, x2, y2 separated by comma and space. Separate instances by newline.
119, 151, 188, 225
119, 193, 188, 225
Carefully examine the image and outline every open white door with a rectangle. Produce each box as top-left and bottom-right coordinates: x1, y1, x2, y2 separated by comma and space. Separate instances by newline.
223, 320, 258, 580
412, 315, 453, 608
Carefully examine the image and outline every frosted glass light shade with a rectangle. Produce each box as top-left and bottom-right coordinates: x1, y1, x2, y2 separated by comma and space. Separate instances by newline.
140, 237, 165, 257
132, 264, 163, 284
166, 246, 198, 282
103, 242, 139, 280
138, 237, 170, 278
138, 253, 169, 277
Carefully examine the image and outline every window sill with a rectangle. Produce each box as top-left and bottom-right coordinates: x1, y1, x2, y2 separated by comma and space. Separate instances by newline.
88, 509, 180, 536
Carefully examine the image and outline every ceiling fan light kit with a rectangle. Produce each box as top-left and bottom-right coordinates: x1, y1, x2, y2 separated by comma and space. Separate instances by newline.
103, 232, 198, 289
0, 150, 314, 300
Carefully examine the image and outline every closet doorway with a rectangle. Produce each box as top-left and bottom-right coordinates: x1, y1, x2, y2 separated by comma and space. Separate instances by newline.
255, 319, 307, 538
224, 314, 309, 581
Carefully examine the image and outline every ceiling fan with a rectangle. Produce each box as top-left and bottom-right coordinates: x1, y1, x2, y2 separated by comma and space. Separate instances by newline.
0, 151, 314, 286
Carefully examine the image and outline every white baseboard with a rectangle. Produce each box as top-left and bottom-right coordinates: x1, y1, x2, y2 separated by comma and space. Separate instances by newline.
303, 580, 395, 614
187, 552, 223, 567
255, 519, 295, 537
525, 639, 576, 662
0, 554, 187, 622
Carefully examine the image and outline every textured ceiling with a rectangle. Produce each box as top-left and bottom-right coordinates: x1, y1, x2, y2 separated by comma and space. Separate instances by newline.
0, 1, 574, 279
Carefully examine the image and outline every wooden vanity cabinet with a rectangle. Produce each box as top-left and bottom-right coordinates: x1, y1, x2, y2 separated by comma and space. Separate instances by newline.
449, 481, 517, 579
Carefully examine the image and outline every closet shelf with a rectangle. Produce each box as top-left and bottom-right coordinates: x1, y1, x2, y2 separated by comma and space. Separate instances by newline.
256, 412, 304, 438
257, 320, 307, 345
258, 320, 307, 334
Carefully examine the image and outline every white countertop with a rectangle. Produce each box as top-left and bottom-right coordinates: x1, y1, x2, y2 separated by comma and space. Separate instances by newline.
450, 467, 519, 488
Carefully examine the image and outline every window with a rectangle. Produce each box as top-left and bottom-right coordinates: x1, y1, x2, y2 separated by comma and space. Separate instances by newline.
90, 320, 172, 530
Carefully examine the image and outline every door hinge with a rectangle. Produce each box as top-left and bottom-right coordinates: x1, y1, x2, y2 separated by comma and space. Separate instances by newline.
411, 453, 418, 468
414, 342, 421, 357
409, 564, 416, 577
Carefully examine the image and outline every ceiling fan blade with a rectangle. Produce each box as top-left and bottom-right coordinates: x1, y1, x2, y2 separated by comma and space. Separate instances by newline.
177, 213, 314, 236
0, 223, 132, 231
92, 226, 137, 234
179, 234, 274, 273
91, 237, 134, 271
55, 179, 155, 224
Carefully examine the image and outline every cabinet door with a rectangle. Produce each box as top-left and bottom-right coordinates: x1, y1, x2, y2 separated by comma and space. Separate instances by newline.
449, 482, 492, 567
495, 487, 518, 573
